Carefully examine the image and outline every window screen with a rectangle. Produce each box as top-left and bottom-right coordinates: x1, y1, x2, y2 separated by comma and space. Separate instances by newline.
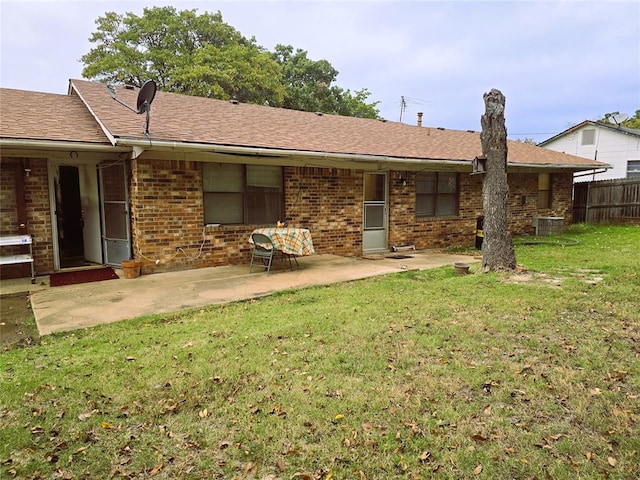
416, 172, 458, 217
538, 173, 551, 209
203, 164, 283, 224
581, 129, 596, 146
627, 160, 640, 178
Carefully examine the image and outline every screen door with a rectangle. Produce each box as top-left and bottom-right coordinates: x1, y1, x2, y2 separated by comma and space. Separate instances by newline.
100, 162, 131, 265
362, 173, 388, 252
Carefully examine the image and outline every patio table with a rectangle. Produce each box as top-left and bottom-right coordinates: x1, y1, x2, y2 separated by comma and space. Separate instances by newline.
250, 227, 315, 257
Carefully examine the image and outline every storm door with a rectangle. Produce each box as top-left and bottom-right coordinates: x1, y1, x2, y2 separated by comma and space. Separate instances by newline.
99, 162, 131, 265
362, 173, 388, 253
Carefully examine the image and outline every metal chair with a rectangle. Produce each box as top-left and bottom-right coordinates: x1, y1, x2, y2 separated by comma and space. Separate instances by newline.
282, 252, 299, 270
249, 233, 276, 274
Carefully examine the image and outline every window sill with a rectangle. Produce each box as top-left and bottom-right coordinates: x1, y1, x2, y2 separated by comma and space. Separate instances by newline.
416, 215, 460, 220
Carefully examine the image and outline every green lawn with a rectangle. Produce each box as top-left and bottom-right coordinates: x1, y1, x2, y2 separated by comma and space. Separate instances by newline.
1, 224, 639, 479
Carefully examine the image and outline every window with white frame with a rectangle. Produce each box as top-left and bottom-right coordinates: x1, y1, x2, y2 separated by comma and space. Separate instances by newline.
628, 160, 640, 178
203, 163, 283, 224
415, 172, 458, 217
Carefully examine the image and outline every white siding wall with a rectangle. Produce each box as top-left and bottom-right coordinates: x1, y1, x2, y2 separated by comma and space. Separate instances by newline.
542, 124, 640, 182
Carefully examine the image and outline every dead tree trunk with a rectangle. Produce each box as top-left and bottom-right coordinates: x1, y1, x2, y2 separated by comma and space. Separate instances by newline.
480, 89, 516, 272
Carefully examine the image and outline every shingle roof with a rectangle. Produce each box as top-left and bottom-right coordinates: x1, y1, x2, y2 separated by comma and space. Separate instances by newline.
0, 88, 110, 144
2, 79, 607, 171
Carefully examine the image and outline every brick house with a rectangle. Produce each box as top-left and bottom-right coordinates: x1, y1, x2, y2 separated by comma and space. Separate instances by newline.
0, 80, 607, 279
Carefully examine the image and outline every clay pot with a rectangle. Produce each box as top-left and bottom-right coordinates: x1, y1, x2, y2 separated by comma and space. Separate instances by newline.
121, 260, 143, 279
453, 262, 470, 275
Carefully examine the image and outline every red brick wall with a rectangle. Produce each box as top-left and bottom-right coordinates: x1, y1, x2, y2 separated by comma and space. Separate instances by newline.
285, 167, 362, 256
25, 159, 54, 273
2, 155, 576, 278
388, 172, 484, 249
129, 162, 365, 273
130, 159, 282, 273
0, 159, 19, 234
121, 160, 578, 273
387, 170, 574, 249
0, 157, 54, 276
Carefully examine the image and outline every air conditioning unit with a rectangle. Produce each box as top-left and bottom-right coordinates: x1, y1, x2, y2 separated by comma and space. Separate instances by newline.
532, 216, 564, 236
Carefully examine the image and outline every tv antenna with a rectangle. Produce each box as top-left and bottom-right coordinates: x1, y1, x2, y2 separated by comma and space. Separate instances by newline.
398, 95, 429, 123
107, 79, 157, 135
604, 111, 629, 127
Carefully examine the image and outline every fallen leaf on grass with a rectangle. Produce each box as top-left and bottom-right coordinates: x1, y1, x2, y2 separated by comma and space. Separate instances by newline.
518, 365, 533, 375
149, 463, 163, 475
419, 451, 432, 463
100, 421, 114, 429
471, 433, 488, 443
291, 473, 314, 480
473, 464, 483, 475
610, 370, 628, 382
244, 462, 258, 476
607, 456, 617, 467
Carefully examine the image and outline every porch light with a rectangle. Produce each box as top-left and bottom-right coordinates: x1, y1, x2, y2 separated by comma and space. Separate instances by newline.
396, 170, 408, 185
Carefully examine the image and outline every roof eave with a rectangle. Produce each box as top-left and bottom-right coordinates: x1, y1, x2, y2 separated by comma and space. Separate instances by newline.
507, 162, 611, 172
0, 138, 129, 159
116, 136, 472, 170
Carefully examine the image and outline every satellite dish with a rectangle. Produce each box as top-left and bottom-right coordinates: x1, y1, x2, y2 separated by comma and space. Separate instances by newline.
612, 112, 629, 125
107, 80, 157, 135
136, 80, 157, 113
605, 111, 629, 126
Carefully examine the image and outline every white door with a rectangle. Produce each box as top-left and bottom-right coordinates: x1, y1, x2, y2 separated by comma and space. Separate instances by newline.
48, 161, 102, 270
100, 162, 131, 265
362, 173, 388, 253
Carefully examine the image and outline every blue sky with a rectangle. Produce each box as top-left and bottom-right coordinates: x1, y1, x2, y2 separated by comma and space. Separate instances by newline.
1, 0, 638, 143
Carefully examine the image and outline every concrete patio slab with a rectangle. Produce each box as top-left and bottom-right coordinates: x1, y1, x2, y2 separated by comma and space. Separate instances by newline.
0, 251, 478, 336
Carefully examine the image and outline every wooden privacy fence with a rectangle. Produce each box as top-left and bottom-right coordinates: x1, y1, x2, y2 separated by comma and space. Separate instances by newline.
573, 178, 640, 224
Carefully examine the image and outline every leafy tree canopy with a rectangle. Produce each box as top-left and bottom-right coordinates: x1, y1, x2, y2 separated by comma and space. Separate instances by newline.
81, 7, 379, 118
271, 44, 379, 118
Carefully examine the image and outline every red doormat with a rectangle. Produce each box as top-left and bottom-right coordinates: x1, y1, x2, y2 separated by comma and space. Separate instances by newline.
49, 267, 119, 287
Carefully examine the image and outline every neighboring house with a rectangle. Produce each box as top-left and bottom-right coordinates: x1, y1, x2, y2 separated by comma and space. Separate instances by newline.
539, 120, 640, 182
0, 80, 607, 279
